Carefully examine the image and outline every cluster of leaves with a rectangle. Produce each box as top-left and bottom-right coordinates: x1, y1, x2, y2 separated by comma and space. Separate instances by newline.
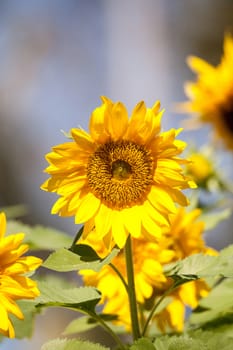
3, 217, 233, 349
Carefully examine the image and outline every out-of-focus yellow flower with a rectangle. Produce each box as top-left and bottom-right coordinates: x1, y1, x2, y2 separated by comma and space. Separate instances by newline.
0, 213, 42, 338
166, 207, 218, 259
180, 34, 233, 150
41, 97, 195, 249
79, 207, 217, 333
155, 280, 209, 333
79, 232, 174, 330
186, 152, 213, 184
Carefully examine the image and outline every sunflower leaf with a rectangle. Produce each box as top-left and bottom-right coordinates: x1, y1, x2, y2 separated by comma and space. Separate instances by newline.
41, 338, 110, 350
130, 337, 156, 349
63, 316, 99, 335
164, 245, 233, 283
36, 280, 101, 313
10, 300, 39, 339
189, 278, 233, 327
6, 220, 72, 250
153, 329, 233, 350
43, 247, 120, 272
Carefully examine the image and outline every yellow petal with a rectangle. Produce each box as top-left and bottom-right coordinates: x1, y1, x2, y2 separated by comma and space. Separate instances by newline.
148, 186, 176, 214
127, 101, 146, 139
111, 211, 128, 248
141, 211, 162, 239
75, 193, 100, 223
121, 206, 142, 238
71, 128, 96, 153
95, 204, 112, 239
106, 102, 128, 140
0, 212, 6, 238
89, 101, 110, 143
187, 56, 215, 74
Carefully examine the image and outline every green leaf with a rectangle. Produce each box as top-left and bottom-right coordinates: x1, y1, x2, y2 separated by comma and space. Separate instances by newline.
164, 245, 233, 285
41, 338, 110, 350
200, 208, 231, 231
153, 329, 233, 350
130, 337, 156, 350
36, 280, 101, 313
43, 247, 120, 272
1, 204, 28, 218
164, 254, 217, 283
189, 278, 233, 327
63, 314, 120, 336
63, 316, 98, 335
10, 300, 39, 339
6, 220, 72, 250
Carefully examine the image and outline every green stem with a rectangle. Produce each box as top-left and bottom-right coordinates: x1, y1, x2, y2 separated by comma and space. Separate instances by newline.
125, 235, 141, 340
69, 226, 84, 251
109, 262, 129, 293
142, 284, 175, 336
91, 312, 126, 350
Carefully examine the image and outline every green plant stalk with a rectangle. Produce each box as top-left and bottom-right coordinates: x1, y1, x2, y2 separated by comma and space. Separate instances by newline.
110, 262, 129, 293
90, 311, 126, 350
142, 284, 176, 336
125, 235, 141, 340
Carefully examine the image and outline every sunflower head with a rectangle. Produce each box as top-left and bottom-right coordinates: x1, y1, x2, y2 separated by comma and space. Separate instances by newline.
79, 206, 216, 334
180, 34, 233, 150
42, 97, 195, 248
0, 212, 42, 338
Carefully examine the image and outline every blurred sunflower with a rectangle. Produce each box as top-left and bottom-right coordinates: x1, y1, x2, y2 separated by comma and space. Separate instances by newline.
154, 279, 209, 333
0, 213, 42, 338
186, 152, 214, 186
79, 207, 217, 333
181, 34, 233, 150
41, 97, 195, 248
79, 230, 175, 330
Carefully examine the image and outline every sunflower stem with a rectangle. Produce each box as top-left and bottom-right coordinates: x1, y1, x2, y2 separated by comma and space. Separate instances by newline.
142, 284, 176, 336
90, 312, 126, 350
109, 262, 129, 293
125, 235, 141, 340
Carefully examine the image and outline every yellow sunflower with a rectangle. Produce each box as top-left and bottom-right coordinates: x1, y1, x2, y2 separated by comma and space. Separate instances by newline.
181, 34, 233, 150
79, 207, 217, 333
186, 152, 213, 185
79, 231, 175, 330
154, 279, 209, 333
0, 213, 42, 338
165, 207, 218, 259
41, 97, 195, 248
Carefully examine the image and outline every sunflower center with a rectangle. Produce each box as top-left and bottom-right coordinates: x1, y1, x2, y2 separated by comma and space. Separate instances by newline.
112, 160, 132, 180
220, 96, 233, 133
87, 140, 154, 209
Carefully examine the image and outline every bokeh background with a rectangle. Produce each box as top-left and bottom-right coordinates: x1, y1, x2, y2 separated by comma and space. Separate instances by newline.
0, 0, 232, 349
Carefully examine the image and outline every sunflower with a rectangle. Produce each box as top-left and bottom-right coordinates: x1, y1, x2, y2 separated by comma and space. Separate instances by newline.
0, 213, 42, 338
79, 207, 217, 333
154, 280, 209, 333
41, 97, 195, 248
79, 230, 175, 330
165, 207, 218, 259
181, 34, 233, 150
186, 152, 213, 185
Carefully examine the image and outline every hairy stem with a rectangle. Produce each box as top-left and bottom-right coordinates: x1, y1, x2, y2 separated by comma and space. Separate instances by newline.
125, 235, 141, 340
